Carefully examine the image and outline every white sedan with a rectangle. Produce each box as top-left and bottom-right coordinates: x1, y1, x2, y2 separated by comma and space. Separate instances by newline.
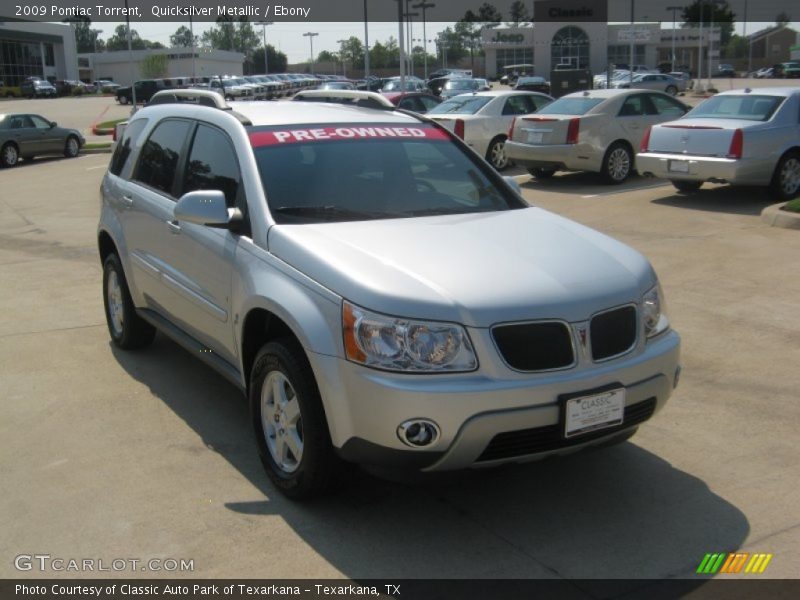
427, 91, 553, 170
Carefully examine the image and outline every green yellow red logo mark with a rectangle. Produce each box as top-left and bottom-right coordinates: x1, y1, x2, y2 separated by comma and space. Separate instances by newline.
697, 552, 773, 574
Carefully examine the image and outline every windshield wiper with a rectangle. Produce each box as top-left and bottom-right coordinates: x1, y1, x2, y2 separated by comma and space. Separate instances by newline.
272, 206, 396, 221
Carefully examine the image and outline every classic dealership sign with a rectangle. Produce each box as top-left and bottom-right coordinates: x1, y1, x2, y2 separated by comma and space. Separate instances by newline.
534, 0, 608, 22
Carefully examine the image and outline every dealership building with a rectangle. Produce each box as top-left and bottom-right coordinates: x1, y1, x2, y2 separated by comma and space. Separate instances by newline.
0, 21, 79, 86
482, 0, 721, 77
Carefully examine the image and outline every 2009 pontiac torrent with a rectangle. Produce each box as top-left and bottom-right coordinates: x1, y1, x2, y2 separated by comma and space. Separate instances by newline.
98, 91, 680, 499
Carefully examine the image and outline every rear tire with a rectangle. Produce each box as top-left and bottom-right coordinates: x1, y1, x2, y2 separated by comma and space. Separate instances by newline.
528, 168, 556, 179
666, 85, 678, 96
486, 136, 510, 171
670, 179, 703, 192
1, 142, 19, 168
601, 142, 633, 184
102, 253, 156, 350
250, 339, 342, 500
118, 94, 128, 105
768, 151, 800, 201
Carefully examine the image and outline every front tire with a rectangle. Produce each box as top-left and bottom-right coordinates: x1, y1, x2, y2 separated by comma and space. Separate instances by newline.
250, 339, 341, 500
102, 253, 155, 350
64, 135, 80, 158
486, 136, 510, 171
666, 85, 678, 96
769, 151, 800, 201
670, 179, 703, 192
118, 94, 128, 105
601, 142, 633, 184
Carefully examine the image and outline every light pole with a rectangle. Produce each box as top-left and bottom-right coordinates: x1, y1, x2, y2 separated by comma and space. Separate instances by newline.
189, 15, 196, 82
412, 2, 435, 80
404, 10, 419, 76
363, 0, 370, 80
697, 3, 704, 91
258, 21, 273, 74
396, 0, 405, 90
124, 0, 136, 109
744, 0, 751, 75
629, 0, 635, 84
666, 6, 682, 72
337, 39, 347, 77
303, 32, 318, 74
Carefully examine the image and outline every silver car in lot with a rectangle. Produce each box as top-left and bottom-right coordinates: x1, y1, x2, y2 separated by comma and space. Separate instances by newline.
427, 90, 554, 170
505, 89, 689, 183
611, 73, 683, 95
98, 92, 680, 499
637, 88, 800, 198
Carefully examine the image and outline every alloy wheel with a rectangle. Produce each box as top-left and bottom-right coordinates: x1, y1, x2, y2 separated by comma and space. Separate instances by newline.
261, 371, 304, 474
106, 270, 124, 337
607, 147, 631, 181
779, 157, 800, 196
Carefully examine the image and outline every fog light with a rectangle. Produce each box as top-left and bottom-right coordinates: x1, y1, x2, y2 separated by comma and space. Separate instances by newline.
397, 419, 440, 447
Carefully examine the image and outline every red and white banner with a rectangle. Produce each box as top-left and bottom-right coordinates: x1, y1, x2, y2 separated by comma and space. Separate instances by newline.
249, 125, 450, 147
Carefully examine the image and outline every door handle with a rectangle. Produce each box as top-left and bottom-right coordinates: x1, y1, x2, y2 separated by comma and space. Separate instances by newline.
167, 220, 181, 234
120, 195, 133, 208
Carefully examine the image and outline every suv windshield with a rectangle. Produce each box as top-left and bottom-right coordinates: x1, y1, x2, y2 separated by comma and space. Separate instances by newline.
536, 97, 604, 115
445, 80, 477, 90
428, 96, 491, 115
250, 123, 523, 223
686, 94, 784, 121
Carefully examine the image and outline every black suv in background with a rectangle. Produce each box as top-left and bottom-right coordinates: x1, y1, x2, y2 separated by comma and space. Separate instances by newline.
116, 80, 164, 105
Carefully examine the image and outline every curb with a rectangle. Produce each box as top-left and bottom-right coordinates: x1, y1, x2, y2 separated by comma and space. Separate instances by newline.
81, 147, 112, 155
760, 202, 800, 230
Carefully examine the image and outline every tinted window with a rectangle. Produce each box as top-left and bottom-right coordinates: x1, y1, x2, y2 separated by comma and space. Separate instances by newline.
619, 95, 649, 116
251, 123, 523, 224
687, 95, 785, 121
30, 115, 50, 129
183, 124, 240, 208
109, 119, 148, 177
537, 97, 604, 115
649, 94, 687, 118
502, 95, 535, 115
531, 95, 552, 110
133, 119, 191, 196
418, 95, 441, 111
8, 115, 33, 129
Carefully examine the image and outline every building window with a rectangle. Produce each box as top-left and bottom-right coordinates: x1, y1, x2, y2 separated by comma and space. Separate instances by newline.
0, 39, 45, 86
495, 48, 534, 75
551, 27, 590, 70
44, 43, 55, 67
607, 44, 646, 67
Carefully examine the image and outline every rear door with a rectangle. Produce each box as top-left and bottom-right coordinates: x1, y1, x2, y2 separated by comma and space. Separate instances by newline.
29, 114, 62, 153
7, 115, 40, 155
617, 94, 660, 148
120, 118, 193, 314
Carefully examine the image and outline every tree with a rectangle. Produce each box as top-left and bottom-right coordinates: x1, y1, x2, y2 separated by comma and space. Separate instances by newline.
437, 27, 468, 65
477, 3, 502, 27
775, 11, 790, 26
170, 26, 196, 48
105, 24, 163, 52
202, 17, 237, 51
508, 1, 530, 26
340, 37, 365, 70
251, 45, 287, 73
317, 50, 338, 63
455, 20, 482, 71
141, 54, 168, 78
681, 0, 736, 46
722, 34, 747, 59
64, 17, 104, 53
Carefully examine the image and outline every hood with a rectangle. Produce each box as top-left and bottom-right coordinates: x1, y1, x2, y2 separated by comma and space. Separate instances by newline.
268, 208, 655, 327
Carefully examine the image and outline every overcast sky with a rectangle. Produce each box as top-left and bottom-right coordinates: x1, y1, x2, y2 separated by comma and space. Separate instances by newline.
92, 20, 791, 65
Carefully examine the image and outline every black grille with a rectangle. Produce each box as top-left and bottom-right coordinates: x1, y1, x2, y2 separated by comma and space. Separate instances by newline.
591, 306, 637, 361
477, 397, 656, 463
492, 322, 574, 371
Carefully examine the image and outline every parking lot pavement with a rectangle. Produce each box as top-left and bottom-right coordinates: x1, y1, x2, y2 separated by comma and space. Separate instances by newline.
1, 157, 799, 584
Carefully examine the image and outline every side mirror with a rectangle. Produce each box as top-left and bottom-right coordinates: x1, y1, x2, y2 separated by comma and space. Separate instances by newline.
503, 175, 522, 195
50, 121, 57, 128
174, 190, 242, 230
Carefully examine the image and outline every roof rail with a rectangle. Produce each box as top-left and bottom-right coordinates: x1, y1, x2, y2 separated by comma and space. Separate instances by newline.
292, 89, 395, 110
144, 88, 252, 125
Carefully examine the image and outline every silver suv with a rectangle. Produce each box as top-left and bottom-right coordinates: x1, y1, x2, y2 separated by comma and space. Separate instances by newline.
98, 92, 681, 499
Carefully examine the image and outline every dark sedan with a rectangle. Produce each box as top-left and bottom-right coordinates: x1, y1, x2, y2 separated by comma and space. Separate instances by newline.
20, 79, 57, 98
0, 113, 84, 168
514, 76, 551, 95
381, 92, 442, 113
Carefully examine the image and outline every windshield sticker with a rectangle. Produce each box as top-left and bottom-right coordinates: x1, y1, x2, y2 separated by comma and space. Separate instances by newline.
249, 125, 449, 146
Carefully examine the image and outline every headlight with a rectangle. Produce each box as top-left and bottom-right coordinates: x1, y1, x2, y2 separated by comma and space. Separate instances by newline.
643, 283, 670, 338
342, 301, 477, 372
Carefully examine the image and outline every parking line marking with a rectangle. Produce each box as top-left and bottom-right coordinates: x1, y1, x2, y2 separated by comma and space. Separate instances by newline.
86, 165, 107, 170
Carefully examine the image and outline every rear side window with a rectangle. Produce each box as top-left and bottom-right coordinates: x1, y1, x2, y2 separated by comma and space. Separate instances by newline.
109, 119, 148, 176
133, 120, 191, 197
183, 124, 240, 208
502, 95, 536, 115
649, 94, 687, 118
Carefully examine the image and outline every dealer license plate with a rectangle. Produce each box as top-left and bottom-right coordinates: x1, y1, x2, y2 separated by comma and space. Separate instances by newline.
564, 388, 625, 438
527, 131, 544, 143
668, 160, 689, 173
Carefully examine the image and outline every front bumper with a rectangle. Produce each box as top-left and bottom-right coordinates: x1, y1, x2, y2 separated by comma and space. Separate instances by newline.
637, 152, 769, 186
311, 329, 680, 472
505, 140, 598, 172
